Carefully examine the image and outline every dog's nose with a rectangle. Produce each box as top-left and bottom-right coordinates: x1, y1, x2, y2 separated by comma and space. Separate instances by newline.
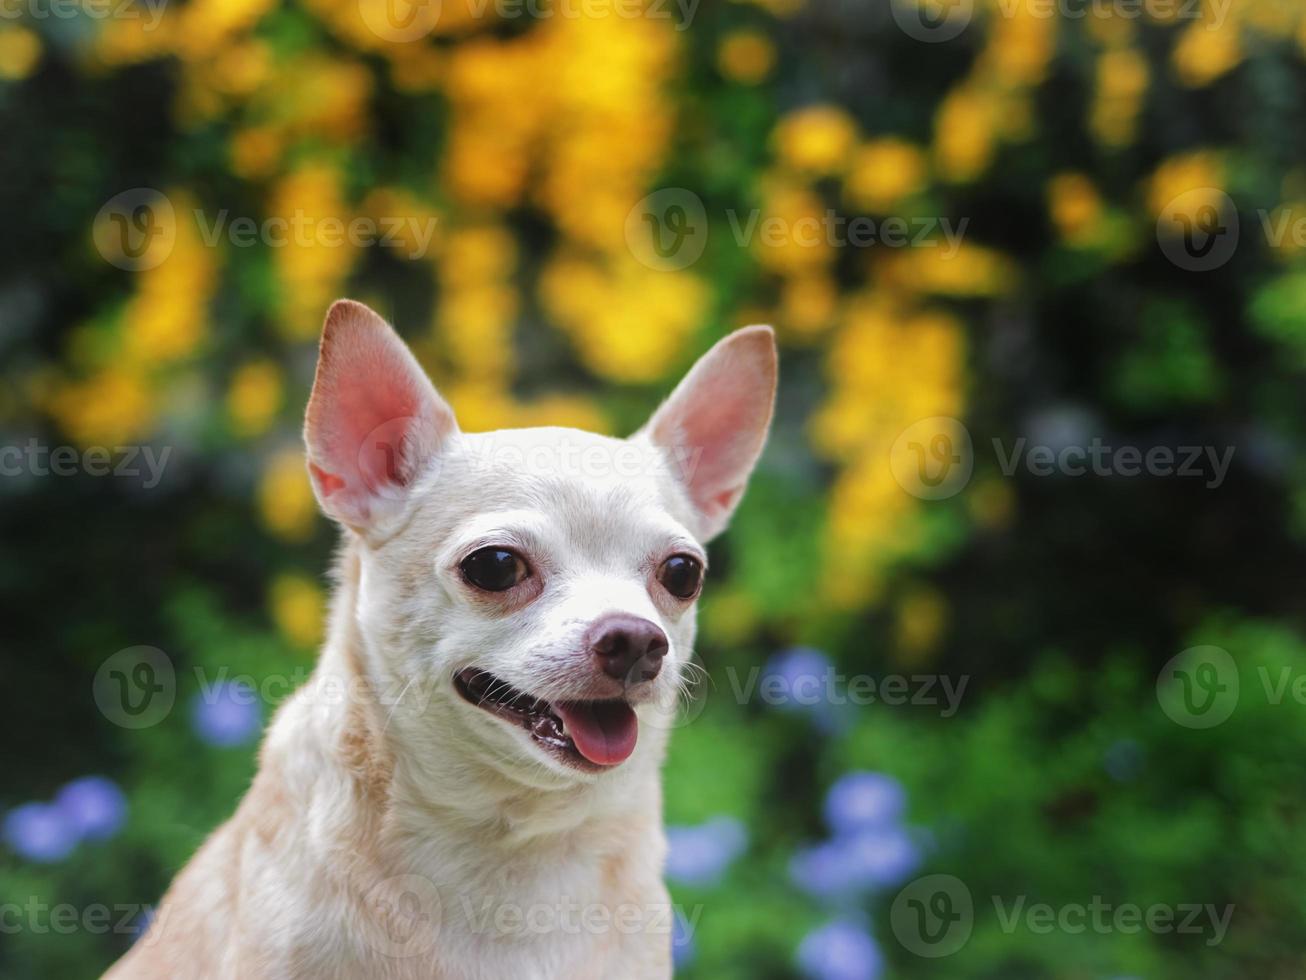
585, 614, 669, 684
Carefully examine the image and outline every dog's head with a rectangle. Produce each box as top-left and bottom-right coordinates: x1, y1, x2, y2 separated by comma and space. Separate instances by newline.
303, 300, 775, 789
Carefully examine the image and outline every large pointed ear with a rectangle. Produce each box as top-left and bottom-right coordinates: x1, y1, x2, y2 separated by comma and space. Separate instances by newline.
640, 325, 777, 541
303, 300, 458, 533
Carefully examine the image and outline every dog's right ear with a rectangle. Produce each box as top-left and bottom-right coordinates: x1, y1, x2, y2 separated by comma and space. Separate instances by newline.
303, 299, 458, 533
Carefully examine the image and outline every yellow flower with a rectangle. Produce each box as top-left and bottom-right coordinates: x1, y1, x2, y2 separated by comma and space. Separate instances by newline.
895, 586, 948, 663
258, 451, 318, 542
717, 30, 775, 84
0, 26, 41, 81
780, 273, 838, 341
270, 164, 359, 340
227, 361, 283, 438
879, 243, 1017, 299
772, 105, 859, 175
934, 86, 997, 183
1146, 152, 1225, 218
845, 138, 928, 212
1172, 20, 1243, 88
1047, 173, 1105, 246
48, 368, 155, 447
229, 126, 283, 180
269, 573, 325, 649
752, 176, 836, 274
1091, 48, 1149, 147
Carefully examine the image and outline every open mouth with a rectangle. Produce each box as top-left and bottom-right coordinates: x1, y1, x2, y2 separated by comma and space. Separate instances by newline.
453, 668, 639, 770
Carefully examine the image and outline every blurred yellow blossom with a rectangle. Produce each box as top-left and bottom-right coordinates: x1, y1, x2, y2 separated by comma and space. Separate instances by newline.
258, 450, 318, 542
1146, 152, 1225, 218
895, 586, 948, 663
1092, 47, 1149, 147
269, 573, 325, 649
269, 164, 359, 340
1172, 20, 1243, 88
717, 30, 775, 84
753, 176, 836, 275
229, 126, 283, 180
773, 105, 859, 175
0, 26, 41, 81
878, 242, 1017, 299
1048, 173, 1105, 246
845, 139, 929, 213
47, 368, 155, 447
780, 273, 839, 342
934, 86, 998, 183
227, 361, 283, 438
541, 254, 709, 382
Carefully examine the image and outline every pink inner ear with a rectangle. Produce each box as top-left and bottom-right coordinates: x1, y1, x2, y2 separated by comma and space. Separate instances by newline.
305, 301, 453, 527
649, 326, 776, 536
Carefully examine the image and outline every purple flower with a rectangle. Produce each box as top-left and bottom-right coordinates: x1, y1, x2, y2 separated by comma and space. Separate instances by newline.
55, 776, 127, 841
671, 911, 695, 969
791, 828, 920, 898
762, 647, 834, 713
191, 681, 262, 747
824, 772, 906, 836
665, 816, 748, 887
3, 802, 79, 863
797, 920, 883, 980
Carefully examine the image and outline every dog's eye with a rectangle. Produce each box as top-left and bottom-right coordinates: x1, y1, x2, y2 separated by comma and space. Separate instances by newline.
657, 554, 703, 600
460, 548, 528, 592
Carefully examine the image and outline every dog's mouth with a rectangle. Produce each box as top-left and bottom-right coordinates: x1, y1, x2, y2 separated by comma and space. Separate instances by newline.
453, 668, 639, 770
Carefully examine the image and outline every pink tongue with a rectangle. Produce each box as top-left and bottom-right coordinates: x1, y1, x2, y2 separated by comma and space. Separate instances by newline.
553, 701, 638, 766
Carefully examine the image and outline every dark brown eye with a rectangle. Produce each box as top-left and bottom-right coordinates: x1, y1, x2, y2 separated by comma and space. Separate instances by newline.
658, 554, 703, 600
460, 548, 528, 592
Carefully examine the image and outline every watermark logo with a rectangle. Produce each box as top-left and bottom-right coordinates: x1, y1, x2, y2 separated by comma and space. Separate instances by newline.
891, 874, 974, 956
358, 0, 442, 42
1157, 645, 1239, 729
93, 646, 176, 729
890, 417, 975, 501
0, 441, 172, 488
361, 874, 443, 958
625, 188, 709, 271
1157, 188, 1239, 272
890, 0, 974, 42
93, 188, 176, 272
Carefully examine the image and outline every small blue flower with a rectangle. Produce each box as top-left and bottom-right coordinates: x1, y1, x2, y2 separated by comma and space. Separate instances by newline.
671, 911, 695, 969
55, 776, 127, 841
191, 681, 262, 747
824, 772, 906, 836
665, 816, 748, 887
791, 828, 920, 898
762, 647, 833, 713
797, 920, 883, 980
3, 802, 79, 863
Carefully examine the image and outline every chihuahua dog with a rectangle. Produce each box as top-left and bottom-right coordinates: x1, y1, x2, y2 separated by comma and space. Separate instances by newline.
105, 300, 775, 980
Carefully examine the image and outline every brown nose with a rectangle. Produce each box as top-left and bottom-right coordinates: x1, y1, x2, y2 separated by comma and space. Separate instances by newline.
585, 613, 669, 684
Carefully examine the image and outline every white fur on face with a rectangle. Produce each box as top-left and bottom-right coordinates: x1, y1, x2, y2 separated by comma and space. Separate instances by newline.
355, 426, 704, 790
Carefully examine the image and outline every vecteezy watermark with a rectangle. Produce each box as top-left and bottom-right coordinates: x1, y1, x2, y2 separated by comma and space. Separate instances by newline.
360, 874, 444, 959
891, 875, 1233, 956
0, 898, 159, 938
890, 0, 1230, 44
725, 667, 969, 718
624, 188, 968, 271
92, 188, 439, 271
0, 440, 171, 489
1156, 644, 1306, 729
92, 648, 448, 730
1, 0, 167, 29
358, 0, 698, 43
458, 895, 700, 940
1158, 191, 1306, 271
889, 417, 1236, 501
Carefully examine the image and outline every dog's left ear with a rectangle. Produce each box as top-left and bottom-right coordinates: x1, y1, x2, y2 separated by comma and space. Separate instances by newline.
640, 326, 777, 541
304, 300, 458, 534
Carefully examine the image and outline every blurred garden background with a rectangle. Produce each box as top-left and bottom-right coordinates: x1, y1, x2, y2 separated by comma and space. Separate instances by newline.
4, 0, 1306, 976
